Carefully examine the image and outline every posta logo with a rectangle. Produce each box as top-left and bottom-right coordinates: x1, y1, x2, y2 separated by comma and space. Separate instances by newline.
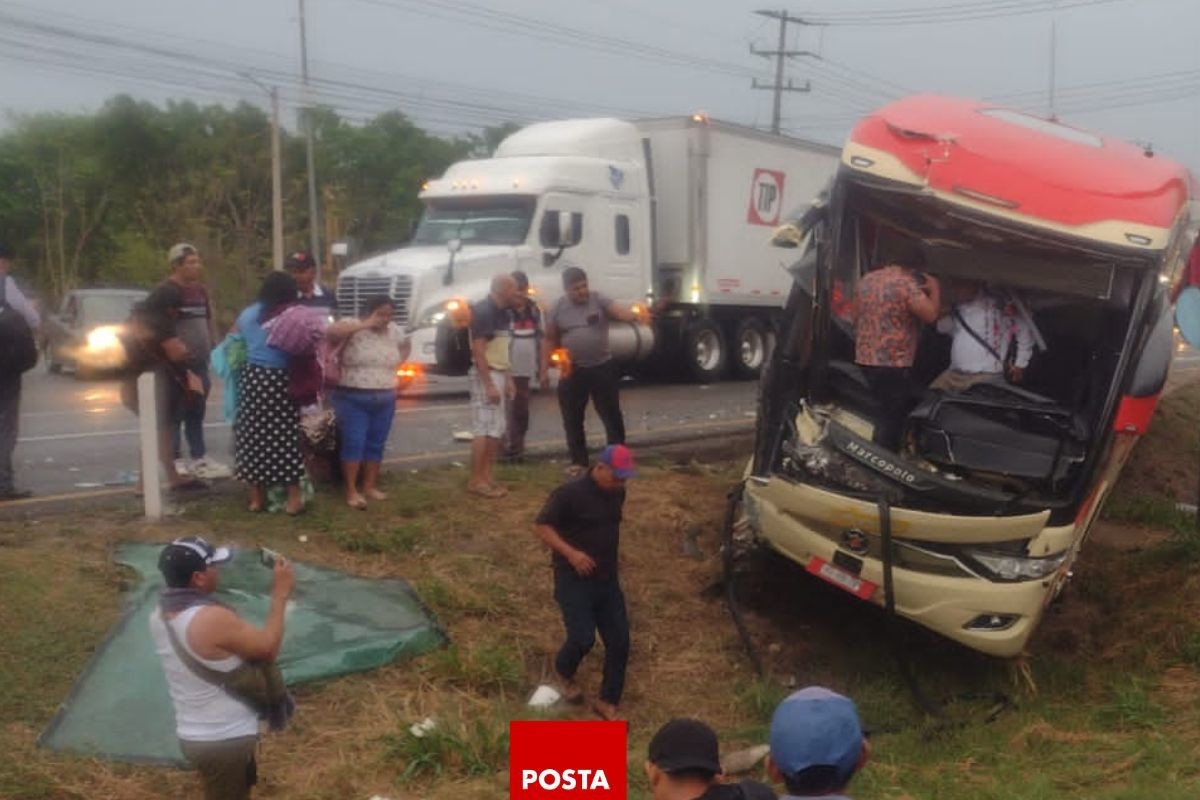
509, 720, 627, 799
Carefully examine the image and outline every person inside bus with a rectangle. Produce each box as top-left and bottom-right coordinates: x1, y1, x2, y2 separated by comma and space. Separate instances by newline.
852, 246, 941, 451
930, 280, 1035, 393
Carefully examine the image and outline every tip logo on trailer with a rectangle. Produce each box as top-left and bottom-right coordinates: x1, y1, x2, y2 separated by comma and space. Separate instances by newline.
747, 168, 786, 226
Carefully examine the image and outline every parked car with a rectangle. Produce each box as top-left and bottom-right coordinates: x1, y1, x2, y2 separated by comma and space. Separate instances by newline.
43, 288, 148, 377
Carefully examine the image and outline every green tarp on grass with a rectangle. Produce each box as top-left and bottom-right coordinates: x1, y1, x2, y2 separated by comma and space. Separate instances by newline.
38, 543, 446, 765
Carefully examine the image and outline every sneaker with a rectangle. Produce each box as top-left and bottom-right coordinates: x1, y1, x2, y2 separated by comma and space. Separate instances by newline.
173, 458, 192, 476
191, 457, 233, 480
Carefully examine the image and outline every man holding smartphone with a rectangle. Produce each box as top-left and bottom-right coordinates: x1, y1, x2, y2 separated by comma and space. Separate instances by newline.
149, 537, 295, 800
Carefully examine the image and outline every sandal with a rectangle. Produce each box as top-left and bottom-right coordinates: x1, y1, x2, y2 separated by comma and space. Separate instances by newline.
467, 484, 507, 499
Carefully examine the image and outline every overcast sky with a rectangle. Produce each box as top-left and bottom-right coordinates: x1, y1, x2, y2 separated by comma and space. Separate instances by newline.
0, 0, 1196, 173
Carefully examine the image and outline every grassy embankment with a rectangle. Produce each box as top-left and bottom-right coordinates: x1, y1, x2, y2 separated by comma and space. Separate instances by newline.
4, 384, 1200, 799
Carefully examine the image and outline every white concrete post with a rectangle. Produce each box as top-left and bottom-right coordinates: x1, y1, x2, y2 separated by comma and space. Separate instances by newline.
137, 370, 163, 520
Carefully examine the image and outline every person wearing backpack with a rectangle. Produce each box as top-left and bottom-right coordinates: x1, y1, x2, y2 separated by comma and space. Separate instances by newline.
0, 243, 40, 501
149, 536, 296, 800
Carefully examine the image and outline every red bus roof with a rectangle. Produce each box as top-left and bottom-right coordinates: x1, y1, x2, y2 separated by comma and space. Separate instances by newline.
844, 95, 1192, 248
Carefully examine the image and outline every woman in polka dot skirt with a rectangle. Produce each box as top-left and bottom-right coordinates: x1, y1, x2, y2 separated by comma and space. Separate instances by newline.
232, 272, 306, 514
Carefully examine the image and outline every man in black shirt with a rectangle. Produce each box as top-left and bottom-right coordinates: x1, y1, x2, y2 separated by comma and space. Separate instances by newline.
534, 444, 636, 720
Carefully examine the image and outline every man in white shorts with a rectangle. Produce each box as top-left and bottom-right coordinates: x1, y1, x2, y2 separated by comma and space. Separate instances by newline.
468, 273, 521, 498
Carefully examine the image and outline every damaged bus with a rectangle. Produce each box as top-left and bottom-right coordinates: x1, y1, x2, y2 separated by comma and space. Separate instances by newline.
742, 95, 1194, 657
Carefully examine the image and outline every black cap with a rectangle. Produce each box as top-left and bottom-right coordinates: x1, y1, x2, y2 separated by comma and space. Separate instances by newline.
648, 718, 722, 776
158, 536, 233, 587
284, 250, 317, 271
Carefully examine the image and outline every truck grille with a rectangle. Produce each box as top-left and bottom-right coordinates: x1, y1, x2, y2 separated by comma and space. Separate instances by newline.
336, 275, 413, 324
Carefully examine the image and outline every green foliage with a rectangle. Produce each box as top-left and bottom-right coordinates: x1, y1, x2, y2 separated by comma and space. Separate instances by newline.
0, 95, 489, 315
331, 522, 426, 555
421, 641, 524, 695
381, 714, 509, 784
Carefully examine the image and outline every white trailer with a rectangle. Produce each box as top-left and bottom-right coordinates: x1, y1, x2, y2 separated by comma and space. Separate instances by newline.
335, 116, 839, 382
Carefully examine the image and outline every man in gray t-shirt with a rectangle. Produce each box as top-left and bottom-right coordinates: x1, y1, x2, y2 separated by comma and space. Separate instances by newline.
164, 243, 230, 480
543, 267, 643, 474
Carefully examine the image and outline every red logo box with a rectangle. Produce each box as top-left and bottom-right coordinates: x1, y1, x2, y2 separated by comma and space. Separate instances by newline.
509, 720, 627, 798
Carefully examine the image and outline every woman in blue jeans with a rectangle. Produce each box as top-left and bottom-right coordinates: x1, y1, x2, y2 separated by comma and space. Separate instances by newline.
325, 295, 409, 509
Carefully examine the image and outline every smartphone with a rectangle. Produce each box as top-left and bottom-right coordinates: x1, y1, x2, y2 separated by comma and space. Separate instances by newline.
260, 547, 281, 568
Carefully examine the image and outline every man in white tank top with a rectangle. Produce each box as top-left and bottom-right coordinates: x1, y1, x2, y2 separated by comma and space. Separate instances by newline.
149, 537, 294, 800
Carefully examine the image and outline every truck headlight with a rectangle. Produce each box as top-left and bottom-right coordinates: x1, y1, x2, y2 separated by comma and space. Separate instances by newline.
415, 299, 469, 329
965, 549, 1069, 582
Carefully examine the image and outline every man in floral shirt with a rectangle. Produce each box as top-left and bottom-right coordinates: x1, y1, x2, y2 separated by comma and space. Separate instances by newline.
853, 248, 941, 451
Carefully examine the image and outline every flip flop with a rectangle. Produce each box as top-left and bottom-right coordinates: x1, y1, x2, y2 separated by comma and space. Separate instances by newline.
467, 484, 506, 499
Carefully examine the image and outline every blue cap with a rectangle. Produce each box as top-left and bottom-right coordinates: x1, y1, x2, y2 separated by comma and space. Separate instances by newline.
769, 687, 864, 782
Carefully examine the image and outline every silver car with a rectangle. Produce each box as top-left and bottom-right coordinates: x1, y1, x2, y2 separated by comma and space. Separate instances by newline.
43, 288, 148, 376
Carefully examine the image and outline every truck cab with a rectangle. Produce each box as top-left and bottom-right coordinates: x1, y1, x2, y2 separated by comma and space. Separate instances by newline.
336, 118, 651, 373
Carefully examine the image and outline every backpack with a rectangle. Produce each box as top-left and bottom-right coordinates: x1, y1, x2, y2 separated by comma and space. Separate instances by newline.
0, 277, 38, 376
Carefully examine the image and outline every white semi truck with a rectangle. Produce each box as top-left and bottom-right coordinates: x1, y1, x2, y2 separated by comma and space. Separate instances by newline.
335, 116, 839, 382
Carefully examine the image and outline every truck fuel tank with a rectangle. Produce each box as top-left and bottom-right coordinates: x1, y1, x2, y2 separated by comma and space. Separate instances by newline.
608, 321, 656, 362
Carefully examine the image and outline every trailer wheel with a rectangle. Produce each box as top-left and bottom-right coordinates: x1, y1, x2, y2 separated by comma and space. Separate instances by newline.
732, 318, 769, 380
684, 319, 727, 383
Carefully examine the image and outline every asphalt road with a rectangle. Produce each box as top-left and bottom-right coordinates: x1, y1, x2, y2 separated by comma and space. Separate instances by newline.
10, 365, 759, 503
11, 337, 1200, 507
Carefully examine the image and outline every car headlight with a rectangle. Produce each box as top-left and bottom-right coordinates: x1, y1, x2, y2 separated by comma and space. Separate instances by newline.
965, 549, 1069, 582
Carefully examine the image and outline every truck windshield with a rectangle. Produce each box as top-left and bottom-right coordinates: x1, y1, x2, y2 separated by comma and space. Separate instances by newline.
412, 197, 536, 246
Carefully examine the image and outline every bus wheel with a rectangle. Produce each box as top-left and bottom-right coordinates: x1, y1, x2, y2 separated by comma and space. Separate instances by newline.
684, 319, 727, 383
732, 318, 769, 380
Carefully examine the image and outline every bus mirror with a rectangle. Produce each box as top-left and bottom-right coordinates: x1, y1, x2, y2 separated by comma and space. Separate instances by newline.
1175, 286, 1200, 350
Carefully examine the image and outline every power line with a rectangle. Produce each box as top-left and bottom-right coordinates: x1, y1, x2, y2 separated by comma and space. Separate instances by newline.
0, 4, 661, 133
799, 0, 1129, 25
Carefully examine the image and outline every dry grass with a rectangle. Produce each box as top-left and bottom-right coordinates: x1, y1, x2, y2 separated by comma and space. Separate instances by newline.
0, 457, 766, 799
6, 411, 1200, 798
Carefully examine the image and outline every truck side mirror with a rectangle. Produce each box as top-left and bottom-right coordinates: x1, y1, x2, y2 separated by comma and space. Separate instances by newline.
556, 211, 576, 247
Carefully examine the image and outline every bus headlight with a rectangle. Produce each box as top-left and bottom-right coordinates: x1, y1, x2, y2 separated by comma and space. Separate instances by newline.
965, 549, 1068, 582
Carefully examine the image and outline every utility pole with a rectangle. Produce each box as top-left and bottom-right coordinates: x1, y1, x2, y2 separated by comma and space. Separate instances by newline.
1048, 16, 1059, 121
298, 0, 321, 276
269, 87, 284, 271
751, 10, 813, 135
240, 73, 285, 271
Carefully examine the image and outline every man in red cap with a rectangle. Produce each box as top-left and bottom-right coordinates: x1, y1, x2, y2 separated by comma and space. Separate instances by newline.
533, 444, 636, 720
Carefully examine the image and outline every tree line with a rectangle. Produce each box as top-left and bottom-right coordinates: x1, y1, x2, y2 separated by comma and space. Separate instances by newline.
0, 94, 518, 323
